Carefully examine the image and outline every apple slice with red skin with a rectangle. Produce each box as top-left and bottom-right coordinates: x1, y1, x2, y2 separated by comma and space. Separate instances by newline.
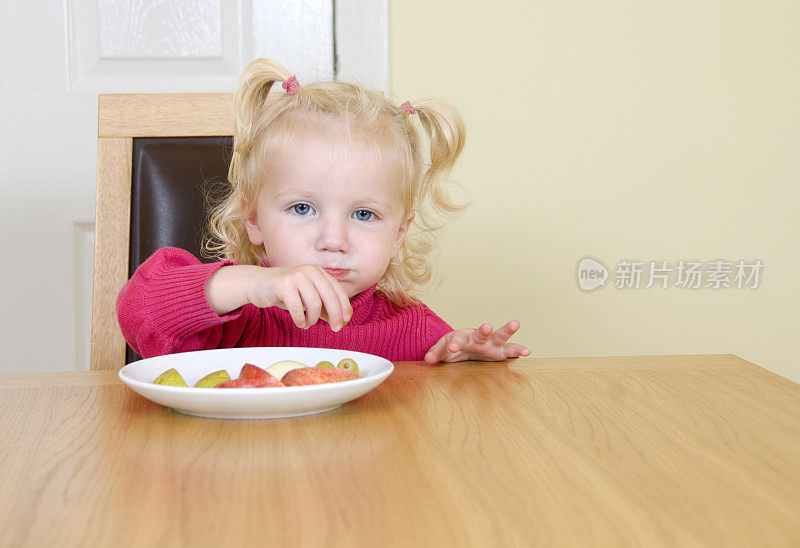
216, 369, 284, 388
282, 367, 360, 386
239, 363, 271, 381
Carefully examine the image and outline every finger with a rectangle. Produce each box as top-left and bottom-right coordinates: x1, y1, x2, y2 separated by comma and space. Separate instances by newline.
503, 344, 519, 358
424, 337, 449, 364
326, 270, 353, 327
504, 344, 530, 359
312, 272, 346, 331
424, 346, 441, 363
473, 323, 492, 344
282, 289, 307, 329
297, 278, 323, 329
490, 320, 521, 344
447, 331, 470, 353
330, 273, 353, 323
448, 329, 479, 354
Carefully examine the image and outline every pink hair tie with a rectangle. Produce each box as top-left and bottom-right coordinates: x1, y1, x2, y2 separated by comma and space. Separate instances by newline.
282, 75, 300, 96
400, 101, 416, 114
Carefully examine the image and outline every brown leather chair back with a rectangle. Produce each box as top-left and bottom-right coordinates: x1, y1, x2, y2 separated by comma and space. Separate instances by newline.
127, 136, 233, 363
93, 93, 241, 371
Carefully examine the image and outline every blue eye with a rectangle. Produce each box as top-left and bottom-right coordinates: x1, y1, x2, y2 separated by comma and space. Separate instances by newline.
291, 203, 313, 215
354, 209, 375, 221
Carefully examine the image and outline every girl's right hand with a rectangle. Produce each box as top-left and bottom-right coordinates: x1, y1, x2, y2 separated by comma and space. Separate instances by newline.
246, 265, 353, 331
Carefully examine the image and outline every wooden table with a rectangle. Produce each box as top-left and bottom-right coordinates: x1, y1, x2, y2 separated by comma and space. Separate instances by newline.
1, 354, 799, 546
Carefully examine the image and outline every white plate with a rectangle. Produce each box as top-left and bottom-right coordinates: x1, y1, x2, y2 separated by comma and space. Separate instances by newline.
118, 347, 394, 419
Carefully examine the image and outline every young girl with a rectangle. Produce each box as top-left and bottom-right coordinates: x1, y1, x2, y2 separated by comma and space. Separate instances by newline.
116, 58, 530, 363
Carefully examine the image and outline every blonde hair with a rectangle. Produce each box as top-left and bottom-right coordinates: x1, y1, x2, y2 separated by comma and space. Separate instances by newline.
203, 57, 471, 307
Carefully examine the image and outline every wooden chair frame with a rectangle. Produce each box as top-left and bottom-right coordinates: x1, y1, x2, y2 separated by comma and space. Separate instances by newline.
90, 93, 234, 371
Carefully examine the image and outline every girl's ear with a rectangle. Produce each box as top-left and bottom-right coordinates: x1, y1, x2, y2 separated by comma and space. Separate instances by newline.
392, 210, 415, 255
243, 203, 264, 246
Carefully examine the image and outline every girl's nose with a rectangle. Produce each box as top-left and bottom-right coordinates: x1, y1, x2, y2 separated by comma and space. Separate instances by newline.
315, 217, 348, 252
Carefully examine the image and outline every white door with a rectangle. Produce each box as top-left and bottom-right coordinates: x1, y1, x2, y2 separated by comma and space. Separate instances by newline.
0, 0, 388, 373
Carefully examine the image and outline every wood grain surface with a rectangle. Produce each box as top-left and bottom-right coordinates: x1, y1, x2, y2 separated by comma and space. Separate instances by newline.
90, 137, 132, 371
98, 94, 234, 137
1, 354, 799, 547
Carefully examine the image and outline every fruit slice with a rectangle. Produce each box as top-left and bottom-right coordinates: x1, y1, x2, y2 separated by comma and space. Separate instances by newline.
216, 373, 284, 388
215, 378, 248, 389
239, 363, 270, 380
336, 358, 359, 375
265, 360, 308, 379
282, 367, 360, 386
315, 361, 334, 368
194, 370, 231, 388
153, 368, 187, 387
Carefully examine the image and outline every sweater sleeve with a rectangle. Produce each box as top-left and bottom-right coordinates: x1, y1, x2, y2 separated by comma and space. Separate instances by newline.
116, 247, 253, 358
421, 303, 454, 354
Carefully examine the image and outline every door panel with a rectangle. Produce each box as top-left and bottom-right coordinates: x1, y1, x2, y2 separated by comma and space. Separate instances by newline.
0, 0, 387, 373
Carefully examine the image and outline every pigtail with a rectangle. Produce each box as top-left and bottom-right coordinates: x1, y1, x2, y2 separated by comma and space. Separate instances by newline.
229, 58, 292, 184
205, 58, 292, 264
380, 98, 472, 305
412, 99, 471, 225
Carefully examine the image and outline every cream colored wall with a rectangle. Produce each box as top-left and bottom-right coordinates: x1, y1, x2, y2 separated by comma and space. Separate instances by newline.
390, 1, 799, 383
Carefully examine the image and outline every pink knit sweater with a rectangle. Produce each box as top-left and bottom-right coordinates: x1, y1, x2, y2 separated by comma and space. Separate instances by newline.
116, 247, 454, 362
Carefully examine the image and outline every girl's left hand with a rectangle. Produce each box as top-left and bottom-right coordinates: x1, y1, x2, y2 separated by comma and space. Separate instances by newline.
424, 320, 531, 364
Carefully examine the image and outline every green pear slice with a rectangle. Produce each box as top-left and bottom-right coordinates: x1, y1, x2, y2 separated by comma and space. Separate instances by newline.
153, 368, 187, 387
194, 370, 231, 388
265, 360, 308, 380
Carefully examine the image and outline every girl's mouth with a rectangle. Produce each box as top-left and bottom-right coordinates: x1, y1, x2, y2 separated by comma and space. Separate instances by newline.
323, 268, 349, 279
